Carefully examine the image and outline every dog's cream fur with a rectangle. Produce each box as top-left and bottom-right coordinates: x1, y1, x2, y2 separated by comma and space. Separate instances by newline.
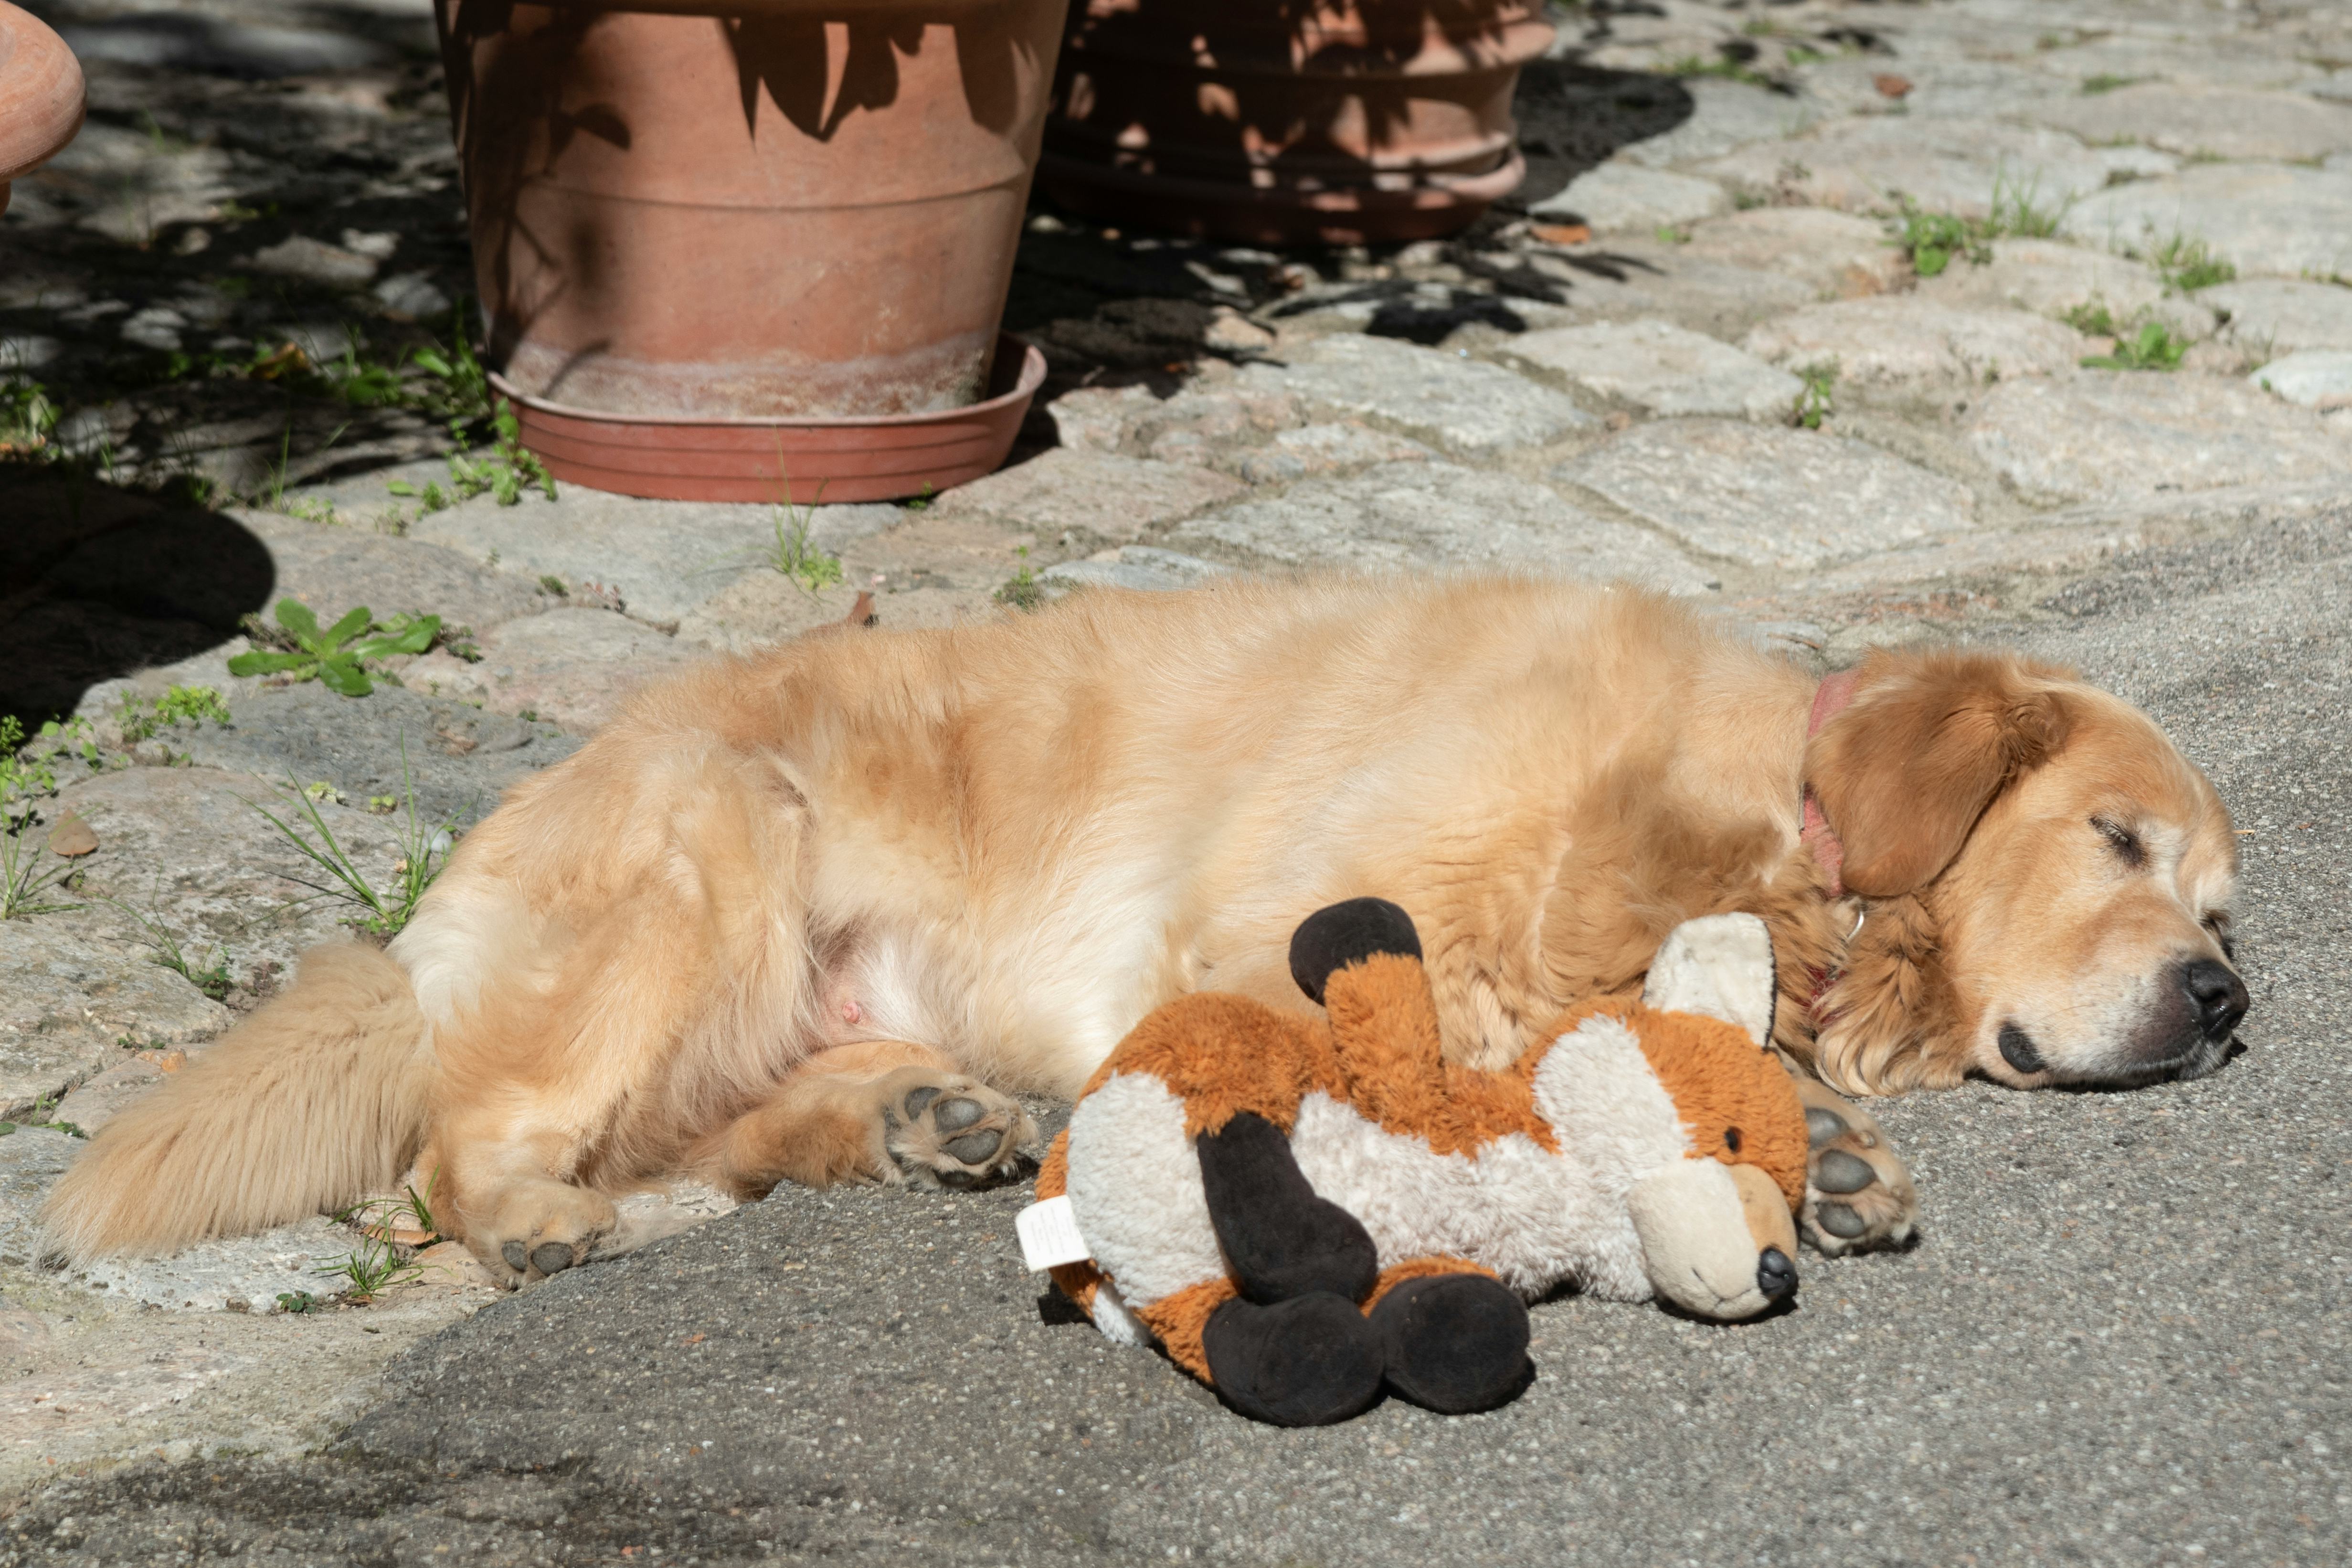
40, 576, 2241, 1281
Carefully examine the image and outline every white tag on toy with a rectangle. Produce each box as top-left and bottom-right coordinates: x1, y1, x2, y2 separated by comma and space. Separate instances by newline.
1016, 1195, 1091, 1271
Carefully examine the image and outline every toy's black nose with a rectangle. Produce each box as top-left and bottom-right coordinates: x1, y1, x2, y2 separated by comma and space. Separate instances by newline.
2182, 959, 2248, 1040
1757, 1247, 1796, 1302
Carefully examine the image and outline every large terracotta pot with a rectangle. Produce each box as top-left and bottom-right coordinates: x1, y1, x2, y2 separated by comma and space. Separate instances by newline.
1040, 0, 1551, 246
0, 0, 85, 218
434, 0, 1067, 501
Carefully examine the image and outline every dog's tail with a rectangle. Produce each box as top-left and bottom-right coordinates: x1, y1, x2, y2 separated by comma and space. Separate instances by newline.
38, 942, 433, 1264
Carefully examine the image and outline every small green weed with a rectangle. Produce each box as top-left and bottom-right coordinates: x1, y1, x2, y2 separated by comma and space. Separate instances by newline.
902, 482, 934, 512
1791, 361, 1838, 429
339, 1171, 445, 1246
246, 744, 456, 937
767, 496, 844, 594
994, 546, 1045, 612
409, 307, 492, 422
1, 1091, 87, 1138
117, 684, 233, 744
106, 900, 235, 999
2062, 301, 2120, 337
276, 1290, 324, 1314
1655, 224, 1694, 245
392, 399, 554, 510
1893, 169, 2069, 276
2140, 233, 2235, 292
1895, 204, 1985, 277
2080, 320, 2186, 371
2081, 74, 2142, 95
1663, 54, 1773, 88
2, 715, 100, 822
317, 1235, 423, 1303
0, 825, 82, 920
229, 599, 441, 697
0, 378, 58, 457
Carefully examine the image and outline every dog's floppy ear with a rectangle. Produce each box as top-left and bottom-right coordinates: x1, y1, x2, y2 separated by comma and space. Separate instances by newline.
1805, 649, 2072, 898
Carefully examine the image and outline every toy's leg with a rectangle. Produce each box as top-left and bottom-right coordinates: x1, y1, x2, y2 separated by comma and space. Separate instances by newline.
1367, 1261, 1531, 1416
1202, 1294, 1386, 1427
1195, 1110, 1380, 1304
1788, 1071, 1919, 1257
1192, 1109, 1387, 1425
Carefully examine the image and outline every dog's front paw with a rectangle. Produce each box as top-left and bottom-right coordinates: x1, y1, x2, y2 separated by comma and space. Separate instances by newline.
875, 1069, 1035, 1189
1792, 1077, 1918, 1256
474, 1179, 619, 1289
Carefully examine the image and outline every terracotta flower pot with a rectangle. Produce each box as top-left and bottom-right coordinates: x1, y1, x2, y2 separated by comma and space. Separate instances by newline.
0, 0, 85, 218
434, 0, 1068, 501
1040, 0, 1552, 246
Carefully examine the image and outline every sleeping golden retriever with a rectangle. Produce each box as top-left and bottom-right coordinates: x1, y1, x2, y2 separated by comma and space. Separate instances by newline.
41, 576, 2247, 1287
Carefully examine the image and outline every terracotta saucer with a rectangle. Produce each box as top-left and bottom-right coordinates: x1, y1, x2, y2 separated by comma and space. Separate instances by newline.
489, 337, 1048, 506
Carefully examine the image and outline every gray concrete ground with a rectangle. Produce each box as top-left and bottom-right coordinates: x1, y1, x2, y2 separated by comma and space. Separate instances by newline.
3, 0, 2351, 1561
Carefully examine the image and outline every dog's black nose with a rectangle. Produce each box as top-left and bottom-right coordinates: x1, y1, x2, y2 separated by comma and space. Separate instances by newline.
2182, 959, 2249, 1039
1757, 1247, 1796, 1302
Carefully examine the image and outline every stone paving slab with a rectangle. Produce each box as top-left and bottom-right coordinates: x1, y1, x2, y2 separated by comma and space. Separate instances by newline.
1695, 117, 2111, 217
1237, 333, 1597, 455
2252, 351, 2352, 413
231, 509, 548, 636
2204, 278, 2352, 356
1616, 76, 1823, 170
2059, 162, 2352, 280
1965, 373, 2352, 506
930, 447, 1245, 544
1741, 295, 2089, 385
0, 922, 230, 1119
2021, 83, 2352, 163
402, 608, 711, 735
1674, 207, 1908, 300
149, 680, 582, 828
1528, 162, 1729, 233
44, 765, 408, 996
1915, 237, 2214, 339
409, 492, 902, 630
1168, 461, 1715, 593
1555, 419, 1977, 570
1506, 319, 1801, 420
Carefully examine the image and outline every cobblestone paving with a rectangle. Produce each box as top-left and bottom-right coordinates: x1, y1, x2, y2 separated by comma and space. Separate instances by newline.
2, 0, 2351, 1556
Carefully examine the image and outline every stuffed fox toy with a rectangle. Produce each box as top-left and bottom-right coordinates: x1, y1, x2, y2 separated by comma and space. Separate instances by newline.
1030, 901, 1809, 1426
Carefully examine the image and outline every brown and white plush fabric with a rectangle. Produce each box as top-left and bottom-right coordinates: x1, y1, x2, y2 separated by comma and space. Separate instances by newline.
1037, 913, 1808, 1388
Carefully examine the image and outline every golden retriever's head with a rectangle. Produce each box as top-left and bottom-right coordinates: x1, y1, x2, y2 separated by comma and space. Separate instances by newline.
1803, 648, 2246, 1094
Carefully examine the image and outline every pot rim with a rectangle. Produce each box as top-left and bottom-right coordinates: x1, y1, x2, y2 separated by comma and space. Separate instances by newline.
487, 336, 1046, 429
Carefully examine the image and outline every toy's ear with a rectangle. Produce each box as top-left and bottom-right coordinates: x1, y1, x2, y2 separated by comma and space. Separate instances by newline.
1642, 912, 1776, 1048
1289, 898, 1422, 1005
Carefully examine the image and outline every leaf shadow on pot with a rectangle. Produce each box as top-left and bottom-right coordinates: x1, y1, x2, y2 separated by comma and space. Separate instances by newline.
722, 9, 1037, 143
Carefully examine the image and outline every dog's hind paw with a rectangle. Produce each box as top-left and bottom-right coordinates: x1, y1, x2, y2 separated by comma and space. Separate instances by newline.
1792, 1076, 1918, 1257
877, 1070, 1035, 1190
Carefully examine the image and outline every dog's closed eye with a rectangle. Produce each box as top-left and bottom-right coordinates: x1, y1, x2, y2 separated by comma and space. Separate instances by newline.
2092, 816, 2146, 870
2203, 912, 2236, 962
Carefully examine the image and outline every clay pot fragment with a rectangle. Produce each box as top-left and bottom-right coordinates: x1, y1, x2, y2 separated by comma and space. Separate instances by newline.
1041, 0, 1553, 245
0, 0, 85, 218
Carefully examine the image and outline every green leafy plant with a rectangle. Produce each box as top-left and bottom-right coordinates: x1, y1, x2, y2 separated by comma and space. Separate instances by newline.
339, 1170, 445, 1247
0, 824, 82, 920
2, 1091, 86, 1138
2081, 74, 2142, 95
117, 685, 233, 744
1894, 169, 2068, 277
1663, 53, 1772, 88
275, 1289, 323, 1314
229, 600, 441, 697
1895, 204, 1985, 278
317, 1235, 423, 1302
2, 715, 100, 821
392, 399, 554, 509
409, 307, 492, 422
994, 546, 1044, 612
767, 503, 844, 594
2139, 233, 2235, 292
2062, 301, 2120, 337
0, 378, 58, 457
245, 744, 456, 937
1791, 361, 1838, 429
2080, 320, 2186, 371
105, 899, 235, 999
